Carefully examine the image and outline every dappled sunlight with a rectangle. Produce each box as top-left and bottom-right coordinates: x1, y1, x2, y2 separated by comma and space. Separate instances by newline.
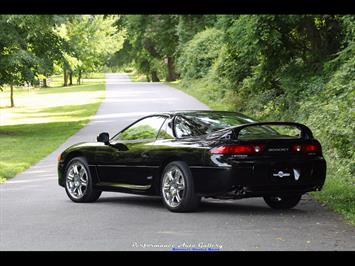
1, 85, 105, 126
0, 80, 106, 182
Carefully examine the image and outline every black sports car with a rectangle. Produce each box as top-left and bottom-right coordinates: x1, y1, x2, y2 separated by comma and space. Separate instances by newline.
58, 110, 326, 212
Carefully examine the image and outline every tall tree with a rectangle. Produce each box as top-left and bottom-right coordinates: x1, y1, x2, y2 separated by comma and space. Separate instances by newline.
55, 15, 125, 85
0, 15, 38, 107
0, 15, 69, 106
114, 15, 180, 81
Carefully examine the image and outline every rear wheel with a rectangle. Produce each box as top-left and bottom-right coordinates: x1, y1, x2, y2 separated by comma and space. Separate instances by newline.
160, 161, 200, 212
263, 194, 302, 209
65, 157, 101, 203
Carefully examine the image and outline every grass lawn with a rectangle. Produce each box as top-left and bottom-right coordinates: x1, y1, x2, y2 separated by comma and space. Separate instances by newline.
0, 77, 105, 183
166, 79, 235, 111
167, 79, 355, 226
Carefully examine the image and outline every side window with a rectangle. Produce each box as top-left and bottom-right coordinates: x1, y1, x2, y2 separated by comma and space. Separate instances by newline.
114, 116, 166, 141
157, 118, 175, 139
174, 116, 193, 138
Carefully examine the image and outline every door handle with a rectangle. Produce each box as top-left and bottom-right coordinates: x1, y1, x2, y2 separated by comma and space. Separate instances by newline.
141, 151, 150, 158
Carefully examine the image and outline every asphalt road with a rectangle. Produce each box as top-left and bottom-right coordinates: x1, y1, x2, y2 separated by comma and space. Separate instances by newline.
0, 73, 354, 251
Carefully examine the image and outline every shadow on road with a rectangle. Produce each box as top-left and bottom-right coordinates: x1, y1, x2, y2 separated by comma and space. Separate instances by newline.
96, 195, 306, 215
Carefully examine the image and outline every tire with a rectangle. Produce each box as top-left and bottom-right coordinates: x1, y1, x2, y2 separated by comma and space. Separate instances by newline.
64, 157, 101, 203
263, 194, 302, 209
160, 161, 201, 212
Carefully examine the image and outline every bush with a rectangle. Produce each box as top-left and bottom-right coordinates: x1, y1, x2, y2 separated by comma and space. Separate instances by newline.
177, 28, 224, 80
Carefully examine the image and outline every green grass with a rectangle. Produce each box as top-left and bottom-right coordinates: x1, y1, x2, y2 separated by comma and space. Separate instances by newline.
0, 77, 105, 183
166, 79, 236, 111
48, 73, 106, 87
311, 176, 355, 225
166, 78, 355, 226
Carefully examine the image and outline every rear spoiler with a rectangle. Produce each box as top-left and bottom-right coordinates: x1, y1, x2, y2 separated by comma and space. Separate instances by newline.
207, 122, 314, 140
232, 122, 314, 140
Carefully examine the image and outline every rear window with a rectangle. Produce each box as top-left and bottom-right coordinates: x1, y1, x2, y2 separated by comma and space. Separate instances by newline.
175, 112, 269, 138
176, 112, 301, 139
238, 125, 302, 140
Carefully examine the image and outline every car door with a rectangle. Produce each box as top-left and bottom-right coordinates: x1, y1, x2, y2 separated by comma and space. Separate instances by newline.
95, 115, 167, 187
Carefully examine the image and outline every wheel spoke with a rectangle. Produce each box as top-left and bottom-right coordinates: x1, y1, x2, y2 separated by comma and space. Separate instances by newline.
68, 171, 74, 179
175, 193, 182, 203
175, 172, 181, 182
77, 186, 83, 196
73, 165, 79, 175
176, 177, 185, 190
79, 168, 85, 178
177, 184, 185, 191
163, 183, 170, 191
170, 195, 176, 204
167, 172, 174, 182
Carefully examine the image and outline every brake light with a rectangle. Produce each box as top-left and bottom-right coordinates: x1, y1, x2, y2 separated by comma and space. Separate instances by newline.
304, 144, 319, 152
209, 144, 265, 154
292, 143, 321, 153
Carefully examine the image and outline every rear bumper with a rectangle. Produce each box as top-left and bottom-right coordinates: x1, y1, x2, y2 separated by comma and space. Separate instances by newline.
191, 156, 326, 197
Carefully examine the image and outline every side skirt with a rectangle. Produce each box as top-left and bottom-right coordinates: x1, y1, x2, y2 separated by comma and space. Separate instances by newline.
94, 182, 155, 195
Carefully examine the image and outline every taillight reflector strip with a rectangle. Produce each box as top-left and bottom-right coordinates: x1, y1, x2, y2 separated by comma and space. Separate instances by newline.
209, 144, 265, 154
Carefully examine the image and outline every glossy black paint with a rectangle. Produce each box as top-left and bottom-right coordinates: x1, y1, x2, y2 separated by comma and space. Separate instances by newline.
58, 111, 326, 199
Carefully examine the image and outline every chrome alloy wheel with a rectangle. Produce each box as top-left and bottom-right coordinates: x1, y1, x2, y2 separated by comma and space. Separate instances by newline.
162, 166, 186, 208
66, 162, 88, 199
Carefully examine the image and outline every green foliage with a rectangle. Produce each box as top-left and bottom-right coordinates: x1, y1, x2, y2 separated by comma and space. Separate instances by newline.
0, 15, 72, 88
176, 15, 217, 50
177, 28, 224, 80
55, 15, 125, 82
167, 15, 354, 224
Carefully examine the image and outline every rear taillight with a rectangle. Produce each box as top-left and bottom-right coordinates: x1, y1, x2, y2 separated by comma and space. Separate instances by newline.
292, 143, 321, 153
209, 144, 265, 154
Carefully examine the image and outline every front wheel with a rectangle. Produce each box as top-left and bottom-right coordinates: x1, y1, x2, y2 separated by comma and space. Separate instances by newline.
160, 161, 200, 212
263, 194, 302, 209
64, 157, 102, 203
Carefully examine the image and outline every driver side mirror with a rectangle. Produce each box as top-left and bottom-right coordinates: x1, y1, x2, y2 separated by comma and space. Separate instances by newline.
97, 132, 110, 145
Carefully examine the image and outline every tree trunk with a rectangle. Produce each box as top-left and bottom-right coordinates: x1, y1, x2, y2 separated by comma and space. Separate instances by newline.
166, 56, 177, 81
42, 78, 47, 88
146, 75, 151, 82
10, 84, 14, 108
77, 69, 82, 85
69, 72, 73, 86
64, 68, 68, 87
303, 17, 322, 63
151, 71, 160, 82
